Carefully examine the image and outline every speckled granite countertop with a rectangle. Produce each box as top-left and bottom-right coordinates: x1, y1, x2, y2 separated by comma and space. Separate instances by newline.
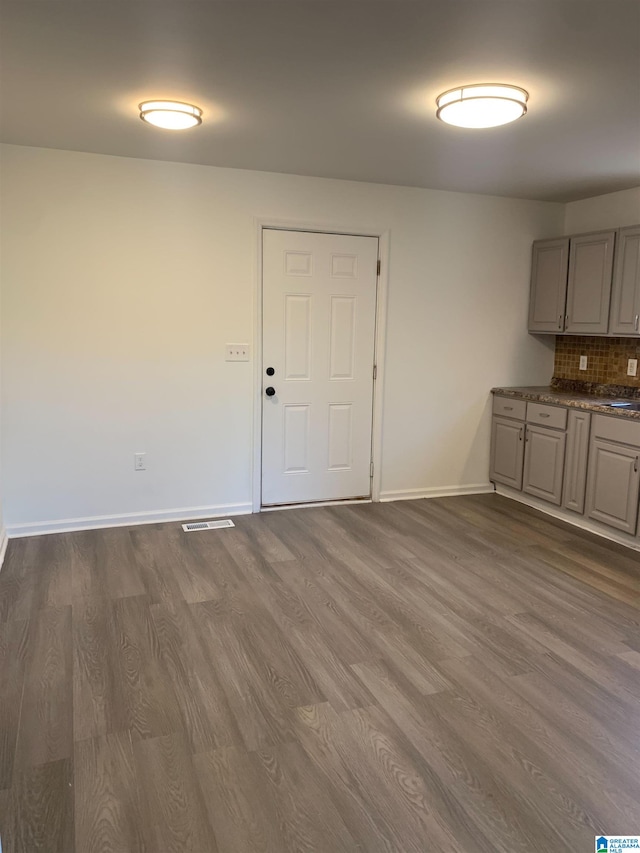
492, 386, 640, 420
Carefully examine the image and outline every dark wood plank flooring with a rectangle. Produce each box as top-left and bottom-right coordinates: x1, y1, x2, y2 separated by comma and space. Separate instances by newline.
1, 493, 639, 852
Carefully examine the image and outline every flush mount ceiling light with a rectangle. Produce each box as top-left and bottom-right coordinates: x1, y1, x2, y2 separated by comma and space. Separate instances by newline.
139, 100, 203, 130
436, 84, 528, 128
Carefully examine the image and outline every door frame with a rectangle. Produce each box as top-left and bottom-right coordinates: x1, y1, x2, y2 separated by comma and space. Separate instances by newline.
252, 217, 390, 513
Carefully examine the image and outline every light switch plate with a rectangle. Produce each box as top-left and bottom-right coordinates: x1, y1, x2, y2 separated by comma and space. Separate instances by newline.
579, 355, 588, 371
225, 344, 250, 362
628, 358, 638, 377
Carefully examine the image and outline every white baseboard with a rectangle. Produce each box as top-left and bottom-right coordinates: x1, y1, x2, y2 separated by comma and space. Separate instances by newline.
6, 503, 253, 538
494, 484, 640, 554
379, 483, 495, 503
0, 526, 7, 570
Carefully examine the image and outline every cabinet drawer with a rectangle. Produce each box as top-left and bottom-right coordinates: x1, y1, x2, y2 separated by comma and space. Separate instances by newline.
592, 413, 640, 446
493, 396, 526, 420
526, 402, 567, 430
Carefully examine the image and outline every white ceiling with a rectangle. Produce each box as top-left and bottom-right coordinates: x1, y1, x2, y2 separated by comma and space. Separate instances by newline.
1, 1, 639, 202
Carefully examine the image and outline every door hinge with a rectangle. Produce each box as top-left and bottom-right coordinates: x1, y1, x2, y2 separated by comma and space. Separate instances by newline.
370, 461, 374, 477
376, 259, 381, 276
373, 364, 377, 380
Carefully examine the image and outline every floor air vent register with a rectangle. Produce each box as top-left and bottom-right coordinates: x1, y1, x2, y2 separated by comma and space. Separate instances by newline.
182, 519, 235, 532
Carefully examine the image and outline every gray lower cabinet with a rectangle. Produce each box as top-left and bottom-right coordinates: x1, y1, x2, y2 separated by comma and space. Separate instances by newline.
492, 397, 640, 544
609, 224, 640, 336
490, 416, 525, 490
564, 230, 616, 335
562, 410, 591, 513
522, 424, 566, 505
585, 439, 640, 534
528, 238, 569, 333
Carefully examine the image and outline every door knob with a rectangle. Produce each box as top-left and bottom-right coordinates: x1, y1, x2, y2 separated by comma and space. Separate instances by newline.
265, 387, 276, 397
266, 367, 275, 376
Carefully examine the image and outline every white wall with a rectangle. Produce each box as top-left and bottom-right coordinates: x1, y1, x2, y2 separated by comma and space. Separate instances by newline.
564, 187, 640, 234
0, 144, 562, 533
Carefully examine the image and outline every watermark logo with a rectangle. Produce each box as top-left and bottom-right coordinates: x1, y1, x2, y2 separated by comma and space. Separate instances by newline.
595, 838, 640, 852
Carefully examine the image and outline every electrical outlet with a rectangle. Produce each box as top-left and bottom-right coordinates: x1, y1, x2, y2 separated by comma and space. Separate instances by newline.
628, 358, 638, 377
579, 355, 588, 371
226, 344, 250, 362
134, 452, 146, 471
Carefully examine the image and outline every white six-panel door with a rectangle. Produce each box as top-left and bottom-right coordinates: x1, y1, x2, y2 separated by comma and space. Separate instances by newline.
261, 229, 379, 506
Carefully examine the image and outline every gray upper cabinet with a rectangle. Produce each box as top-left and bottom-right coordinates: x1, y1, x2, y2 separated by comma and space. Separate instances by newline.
490, 416, 525, 490
528, 238, 569, 333
564, 231, 616, 335
609, 225, 640, 336
523, 424, 566, 505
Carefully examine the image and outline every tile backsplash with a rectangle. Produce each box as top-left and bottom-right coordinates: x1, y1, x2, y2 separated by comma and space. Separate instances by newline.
554, 336, 640, 388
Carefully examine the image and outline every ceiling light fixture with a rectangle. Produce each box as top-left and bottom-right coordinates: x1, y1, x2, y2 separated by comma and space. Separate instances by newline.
139, 100, 203, 130
436, 84, 528, 128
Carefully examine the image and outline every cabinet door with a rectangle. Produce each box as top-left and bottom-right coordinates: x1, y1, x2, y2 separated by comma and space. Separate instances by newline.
585, 439, 640, 534
528, 238, 569, 333
609, 225, 640, 336
523, 425, 566, 505
565, 231, 615, 334
490, 416, 525, 490
562, 410, 591, 514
